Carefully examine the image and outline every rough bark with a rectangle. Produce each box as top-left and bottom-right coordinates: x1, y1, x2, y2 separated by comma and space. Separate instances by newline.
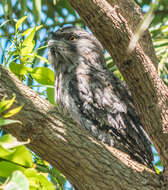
0, 65, 163, 190
67, 0, 168, 170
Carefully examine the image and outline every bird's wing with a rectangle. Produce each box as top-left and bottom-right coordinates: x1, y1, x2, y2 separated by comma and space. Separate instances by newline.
68, 67, 154, 169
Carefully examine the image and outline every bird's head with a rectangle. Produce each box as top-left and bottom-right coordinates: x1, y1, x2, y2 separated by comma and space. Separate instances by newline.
48, 27, 105, 72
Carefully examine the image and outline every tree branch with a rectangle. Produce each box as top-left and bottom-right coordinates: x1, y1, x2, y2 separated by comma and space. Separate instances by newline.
154, 10, 168, 16
0, 65, 162, 190
67, 0, 168, 170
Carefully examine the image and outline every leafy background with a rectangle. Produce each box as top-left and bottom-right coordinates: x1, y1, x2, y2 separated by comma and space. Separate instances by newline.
0, 0, 167, 189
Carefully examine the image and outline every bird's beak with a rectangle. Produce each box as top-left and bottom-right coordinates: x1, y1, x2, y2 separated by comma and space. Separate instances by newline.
48, 32, 57, 48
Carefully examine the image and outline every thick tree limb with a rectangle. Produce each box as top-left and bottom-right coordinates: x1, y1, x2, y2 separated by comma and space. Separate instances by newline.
68, 0, 168, 169
0, 65, 163, 189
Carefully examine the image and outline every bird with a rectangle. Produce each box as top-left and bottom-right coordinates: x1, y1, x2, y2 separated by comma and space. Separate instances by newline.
48, 26, 154, 170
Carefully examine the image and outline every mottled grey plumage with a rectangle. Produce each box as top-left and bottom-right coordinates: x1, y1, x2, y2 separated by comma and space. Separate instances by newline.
48, 27, 154, 169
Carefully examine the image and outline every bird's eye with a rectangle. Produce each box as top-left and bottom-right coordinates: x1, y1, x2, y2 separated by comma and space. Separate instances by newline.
68, 35, 77, 41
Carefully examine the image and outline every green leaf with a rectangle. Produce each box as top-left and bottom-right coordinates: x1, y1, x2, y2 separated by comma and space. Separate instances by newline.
15, 16, 27, 32
0, 161, 25, 178
0, 177, 6, 185
31, 67, 55, 85
7, 0, 12, 19
0, 20, 10, 28
0, 118, 22, 127
21, 53, 36, 65
153, 39, 168, 47
0, 134, 15, 144
24, 168, 55, 190
0, 95, 16, 113
50, 168, 66, 188
0, 134, 33, 167
33, 0, 41, 24
0, 134, 29, 149
3, 105, 23, 118
5, 146, 33, 167
2, 170, 29, 190
154, 165, 161, 174
155, 160, 162, 167
35, 55, 49, 64
21, 25, 43, 36
0, 145, 14, 158
37, 45, 48, 51
26, 67, 33, 73
9, 62, 28, 76
21, 41, 35, 56
1, 138, 30, 150
113, 70, 123, 81
21, 27, 36, 55
1, 0, 10, 19
20, 0, 27, 17
47, 87, 55, 104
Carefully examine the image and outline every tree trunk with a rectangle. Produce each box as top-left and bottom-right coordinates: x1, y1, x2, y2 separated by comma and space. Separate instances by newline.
68, 0, 168, 171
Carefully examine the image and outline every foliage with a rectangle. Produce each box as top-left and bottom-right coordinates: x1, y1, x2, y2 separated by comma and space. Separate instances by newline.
135, 0, 168, 26
0, 96, 56, 190
150, 25, 168, 84
0, 15, 68, 189
2, 16, 55, 104
0, 95, 22, 126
